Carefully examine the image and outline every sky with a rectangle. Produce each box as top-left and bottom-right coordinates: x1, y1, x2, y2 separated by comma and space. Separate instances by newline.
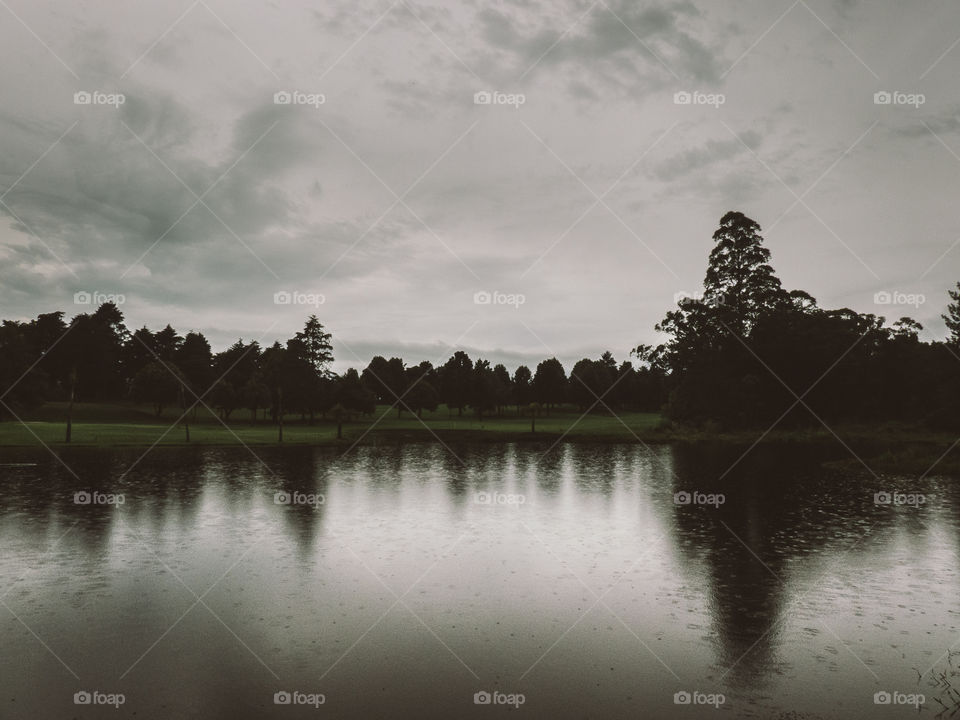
1, 0, 958, 373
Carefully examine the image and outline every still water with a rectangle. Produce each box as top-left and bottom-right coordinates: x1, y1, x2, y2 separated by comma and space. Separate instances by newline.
0, 442, 957, 718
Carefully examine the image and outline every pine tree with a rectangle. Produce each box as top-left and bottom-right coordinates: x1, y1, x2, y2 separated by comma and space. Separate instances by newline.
704, 211, 786, 334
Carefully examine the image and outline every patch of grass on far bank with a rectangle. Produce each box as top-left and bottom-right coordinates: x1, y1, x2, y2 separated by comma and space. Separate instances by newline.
0, 402, 664, 447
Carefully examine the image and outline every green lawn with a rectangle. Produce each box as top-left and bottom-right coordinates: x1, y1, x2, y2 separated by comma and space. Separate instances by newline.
0, 402, 664, 447
3, 402, 958, 476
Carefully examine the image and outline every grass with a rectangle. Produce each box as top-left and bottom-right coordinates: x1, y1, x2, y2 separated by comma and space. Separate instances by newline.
2, 402, 957, 477
0, 402, 664, 447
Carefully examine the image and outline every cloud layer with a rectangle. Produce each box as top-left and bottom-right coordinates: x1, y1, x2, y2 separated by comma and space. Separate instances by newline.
1, 0, 959, 371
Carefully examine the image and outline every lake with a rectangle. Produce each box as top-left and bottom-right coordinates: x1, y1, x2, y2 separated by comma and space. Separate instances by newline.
0, 442, 956, 718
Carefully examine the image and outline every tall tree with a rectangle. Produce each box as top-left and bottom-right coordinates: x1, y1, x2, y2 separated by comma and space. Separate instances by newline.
704, 211, 787, 335
295, 316, 335, 377
64, 303, 128, 401
175, 332, 214, 406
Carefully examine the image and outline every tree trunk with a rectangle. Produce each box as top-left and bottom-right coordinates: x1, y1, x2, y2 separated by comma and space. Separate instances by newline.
277, 387, 284, 443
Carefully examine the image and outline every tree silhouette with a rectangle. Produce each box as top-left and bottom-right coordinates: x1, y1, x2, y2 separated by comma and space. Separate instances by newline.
704, 211, 787, 335
944, 282, 960, 346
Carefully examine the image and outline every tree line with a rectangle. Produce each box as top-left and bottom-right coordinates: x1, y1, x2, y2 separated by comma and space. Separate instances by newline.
0, 309, 666, 433
2, 210, 958, 435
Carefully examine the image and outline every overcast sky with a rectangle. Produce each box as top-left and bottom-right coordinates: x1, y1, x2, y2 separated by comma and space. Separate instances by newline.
1, 0, 958, 372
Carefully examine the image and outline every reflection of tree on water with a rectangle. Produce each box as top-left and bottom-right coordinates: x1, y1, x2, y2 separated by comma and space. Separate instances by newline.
272, 447, 328, 562
666, 443, 891, 689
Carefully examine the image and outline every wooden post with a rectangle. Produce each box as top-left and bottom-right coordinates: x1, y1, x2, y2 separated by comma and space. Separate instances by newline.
65, 369, 76, 443
277, 386, 283, 443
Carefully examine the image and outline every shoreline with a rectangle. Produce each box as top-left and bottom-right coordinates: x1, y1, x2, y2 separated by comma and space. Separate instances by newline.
1, 423, 956, 476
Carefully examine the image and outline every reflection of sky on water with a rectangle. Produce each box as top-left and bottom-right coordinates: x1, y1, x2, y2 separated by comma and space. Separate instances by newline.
0, 444, 957, 718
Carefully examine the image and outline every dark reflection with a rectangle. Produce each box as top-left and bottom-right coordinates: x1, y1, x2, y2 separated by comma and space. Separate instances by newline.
569, 444, 620, 496
118, 446, 209, 536
271, 447, 328, 561
665, 441, 942, 688
532, 442, 566, 494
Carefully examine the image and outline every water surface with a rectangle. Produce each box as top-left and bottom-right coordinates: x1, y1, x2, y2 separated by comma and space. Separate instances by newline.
0, 443, 956, 718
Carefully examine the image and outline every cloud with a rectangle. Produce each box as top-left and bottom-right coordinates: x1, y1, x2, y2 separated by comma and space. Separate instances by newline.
478, 0, 723, 89
652, 130, 762, 182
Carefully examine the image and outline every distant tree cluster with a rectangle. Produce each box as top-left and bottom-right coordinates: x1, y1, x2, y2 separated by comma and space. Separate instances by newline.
0, 311, 665, 426
0, 311, 349, 425
650, 211, 960, 430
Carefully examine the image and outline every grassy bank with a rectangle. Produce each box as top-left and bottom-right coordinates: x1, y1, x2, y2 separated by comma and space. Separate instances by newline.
0, 401, 663, 447
1, 402, 956, 476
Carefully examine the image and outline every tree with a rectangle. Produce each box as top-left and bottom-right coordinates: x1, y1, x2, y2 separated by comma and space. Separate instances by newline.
175, 332, 214, 411
124, 327, 157, 381
240, 372, 271, 423
439, 351, 473, 416
568, 359, 599, 411
704, 211, 787, 335
492, 364, 512, 415
153, 324, 183, 361
568, 353, 617, 411
362, 356, 406, 413
532, 357, 567, 412
652, 212, 793, 426
470, 359, 498, 419
64, 303, 128, 401
295, 315, 335, 377
513, 365, 532, 412
403, 361, 439, 417
0, 320, 48, 418
131, 360, 185, 416
260, 342, 287, 439
336, 368, 376, 416
211, 339, 261, 419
